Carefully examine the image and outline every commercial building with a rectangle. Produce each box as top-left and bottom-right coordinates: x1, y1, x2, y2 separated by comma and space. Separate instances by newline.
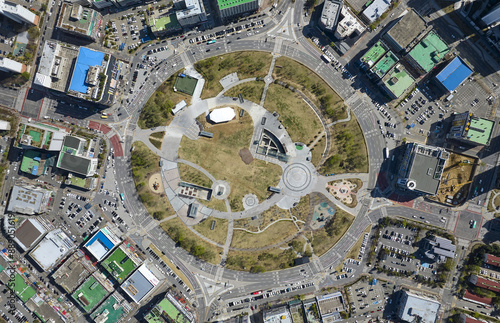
318, 0, 342, 32
370, 50, 398, 78
68, 46, 109, 101
174, 0, 207, 27
0, 0, 39, 25
316, 292, 345, 322
72, 275, 110, 313
361, 0, 390, 24
383, 9, 427, 53
101, 243, 142, 283
12, 218, 47, 251
482, 3, 500, 26
407, 30, 449, 74
84, 227, 121, 261
29, 228, 76, 271
92, 0, 114, 9
209, 107, 236, 123
447, 112, 495, 146
423, 236, 456, 262
144, 292, 194, 322
397, 143, 449, 195
469, 275, 500, 293
435, 57, 473, 93
334, 5, 366, 40
215, 0, 258, 21
65, 173, 98, 190
463, 290, 492, 308
52, 250, 96, 293
91, 292, 133, 323
7, 184, 52, 215
121, 263, 163, 303
149, 14, 182, 37
381, 63, 415, 99
360, 41, 387, 68
0, 57, 26, 74
397, 291, 440, 323
484, 253, 500, 268
0, 120, 10, 130
34, 41, 79, 92
56, 3, 103, 41
17, 122, 68, 151
57, 135, 98, 177
263, 306, 292, 323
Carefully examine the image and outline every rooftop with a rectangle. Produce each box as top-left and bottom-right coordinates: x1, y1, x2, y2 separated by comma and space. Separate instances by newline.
370, 50, 398, 78
319, 0, 342, 30
90, 292, 132, 323
408, 30, 449, 73
385, 9, 426, 51
263, 306, 292, 323
72, 275, 109, 312
57, 135, 97, 176
20, 150, 42, 176
209, 107, 236, 123
0, 57, 25, 73
0, 0, 39, 25
84, 227, 121, 261
398, 291, 440, 323
150, 14, 181, 33
465, 116, 494, 146
362, 0, 390, 23
52, 250, 95, 293
382, 64, 414, 98
13, 218, 46, 251
484, 254, 500, 268
360, 41, 387, 67
144, 295, 192, 323
68, 47, 106, 94
217, 0, 255, 10
56, 3, 102, 40
316, 292, 345, 320
470, 275, 500, 293
7, 184, 51, 215
29, 228, 76, 271
121, 263, 162, 303
34, 41, 78, 91
436, 57, 473, 92
9, 273, 36, 302
335, 5, 366, 39
463, 290, 492, 307
101, 245, 140, 283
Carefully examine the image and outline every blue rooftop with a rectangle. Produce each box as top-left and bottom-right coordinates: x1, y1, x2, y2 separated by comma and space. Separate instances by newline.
85, 231, 115, 250
435, 57, 473, 92
69, 47, 105, 94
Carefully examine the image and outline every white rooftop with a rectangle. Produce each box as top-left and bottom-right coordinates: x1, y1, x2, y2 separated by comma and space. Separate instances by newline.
0, 0, 39, 25
398, 291, 440, 323
362, 0, 390, 23
29, 229, 76, 271
209, 107, 236, 123
0, 57, 24, 73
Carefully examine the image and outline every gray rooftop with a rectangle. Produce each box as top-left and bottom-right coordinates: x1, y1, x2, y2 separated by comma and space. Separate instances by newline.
176, 0, 204, 19
319, 0, 342, 31
405, 144, 448, 195
398, 291, 440, 323
64, 135, 83, 150
362, 0, 390, 23
7, 185, 50, 215
121, 264, 160, 303
58, 154, 92, 176
14, 219, 46, 251
34, 41, 78, 91
385, 9, 426, 51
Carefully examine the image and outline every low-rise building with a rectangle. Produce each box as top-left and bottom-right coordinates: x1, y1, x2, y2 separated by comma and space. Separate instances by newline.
397, 143, 449, 196
84, 226, 121, 262
463, 290, 492, 308
0, 119, 11, 130
360, 41, 388, 68
72, 275, 110, 313
174, 0, 207, 28
11, 218, 47, 251
435, 57, 473, 93
56, 3, 103, 41
369, 50, 398, 78
17, 122, 68, 151
52, 250, 96, 293
144, 292, 194, 322
57, 135, 98, 177
459, 313, 486, 323
396, 291, 440, 323
7, 184, 52, 215
121, 263, 163, 304
383, 9, 427, 53
91, 291, 133, 323
447, 112, 495, 147
361, 0, 390, 24
334, 5, 366, 40
263, 306, 292, 323
101, 243, 142, 283
484, 253, 500, 268
406, 30, 449, 74
149, 14, 182, 37
380, 63, 415, 99
318, 0, 342, 33
469, 275, 500, 293
215, 0, 258, 22
423, 236, 456, 262
29, 228, 76, 271
316, 292, 345, 322
0, 0, 39, 25
0, 57, 26, 74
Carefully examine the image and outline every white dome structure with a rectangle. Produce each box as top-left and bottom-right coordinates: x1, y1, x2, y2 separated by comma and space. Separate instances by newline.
209, 107, 236, 123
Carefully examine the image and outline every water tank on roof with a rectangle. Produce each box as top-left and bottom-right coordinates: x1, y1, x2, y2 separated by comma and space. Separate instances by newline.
407, 180, 416, 190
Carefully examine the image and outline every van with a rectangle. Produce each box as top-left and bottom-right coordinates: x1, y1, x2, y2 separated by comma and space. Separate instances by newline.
101, 115, 108, 119
261, 117, 266, 125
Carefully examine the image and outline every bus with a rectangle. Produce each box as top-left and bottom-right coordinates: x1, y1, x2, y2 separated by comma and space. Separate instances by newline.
208, 40, 216, 44
321, 54, 332, 63
472, 220, 477, 229
383, 147, 389, 159
120, 193, 125, 201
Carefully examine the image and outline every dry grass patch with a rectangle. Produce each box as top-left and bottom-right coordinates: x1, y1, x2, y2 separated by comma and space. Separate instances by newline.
308, 209, 354, 256
225, 81, 265, 104
177, 163, 213, 188
131, 142, 173, 220
193, 217, 229, 245
231, 221, 299, 249
311, 134, 326, 167
149, 131, 165, 149
264, 84, 323, 145
195, 52, 272, 99
290, 194, 311, 225
226, 247, 296, 272
179, 111, 282, 212
346, 225, 371, 260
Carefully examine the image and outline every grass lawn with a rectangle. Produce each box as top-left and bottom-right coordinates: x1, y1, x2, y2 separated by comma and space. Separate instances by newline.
226, 247, 296, 272
308, 209, 354, 256
489, 189, 500, 215
195, 52, 272, 99
138, 71, 191, 129
320, 116, 368, 174
131, 142, 173, 220
149, 131, 165, 149
193, 217, 229, 245
231, 220, 299, 249
161, 217, 222, 264
178, 163, 213, 188
273, 57, 346, 122
264, 84, 323, 146
310, 134, 326, 167
289, 194, 310, 225
179, 112, 282, 212
225, 81, 265, 104
199, 198, 228, 212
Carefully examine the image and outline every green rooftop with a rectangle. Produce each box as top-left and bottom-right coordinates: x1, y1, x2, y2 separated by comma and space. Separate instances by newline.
371, 51, 398, 78
90, 293, 130, 323
145, 298, 190, 323
20, 150, 41, 175
383, 65, 415, 98
465, 117, 494, 145
360, 41, 387, 67
10, 274, 36, 303
150, 14, 180, 33
408, 30, 449, 72
218, 0, 255, 10
72, 276, 108, 313
101, 247, 138, 283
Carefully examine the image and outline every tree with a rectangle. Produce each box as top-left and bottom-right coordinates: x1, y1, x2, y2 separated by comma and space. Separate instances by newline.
21, 72, 30, 80
40, 3, 47, 11
27, 26, 40, 40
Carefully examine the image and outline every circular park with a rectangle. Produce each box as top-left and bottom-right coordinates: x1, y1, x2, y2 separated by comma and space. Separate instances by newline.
130, 51, 369, 272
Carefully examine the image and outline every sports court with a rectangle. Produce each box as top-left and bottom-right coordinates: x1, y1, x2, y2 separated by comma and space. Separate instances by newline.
174, 74, 198, 96
72, 276, 109, 312
101, 247, 138, 282
11, 273, 36, 302
69, 47, 105, 94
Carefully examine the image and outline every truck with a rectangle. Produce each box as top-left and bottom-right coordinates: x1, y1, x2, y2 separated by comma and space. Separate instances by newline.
321, 54, 332, 63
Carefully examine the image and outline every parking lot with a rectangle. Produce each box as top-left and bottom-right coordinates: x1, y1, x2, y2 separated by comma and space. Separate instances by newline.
104, 12, 148, 52
347, 279, 389, 321
454, 210, 482, 240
